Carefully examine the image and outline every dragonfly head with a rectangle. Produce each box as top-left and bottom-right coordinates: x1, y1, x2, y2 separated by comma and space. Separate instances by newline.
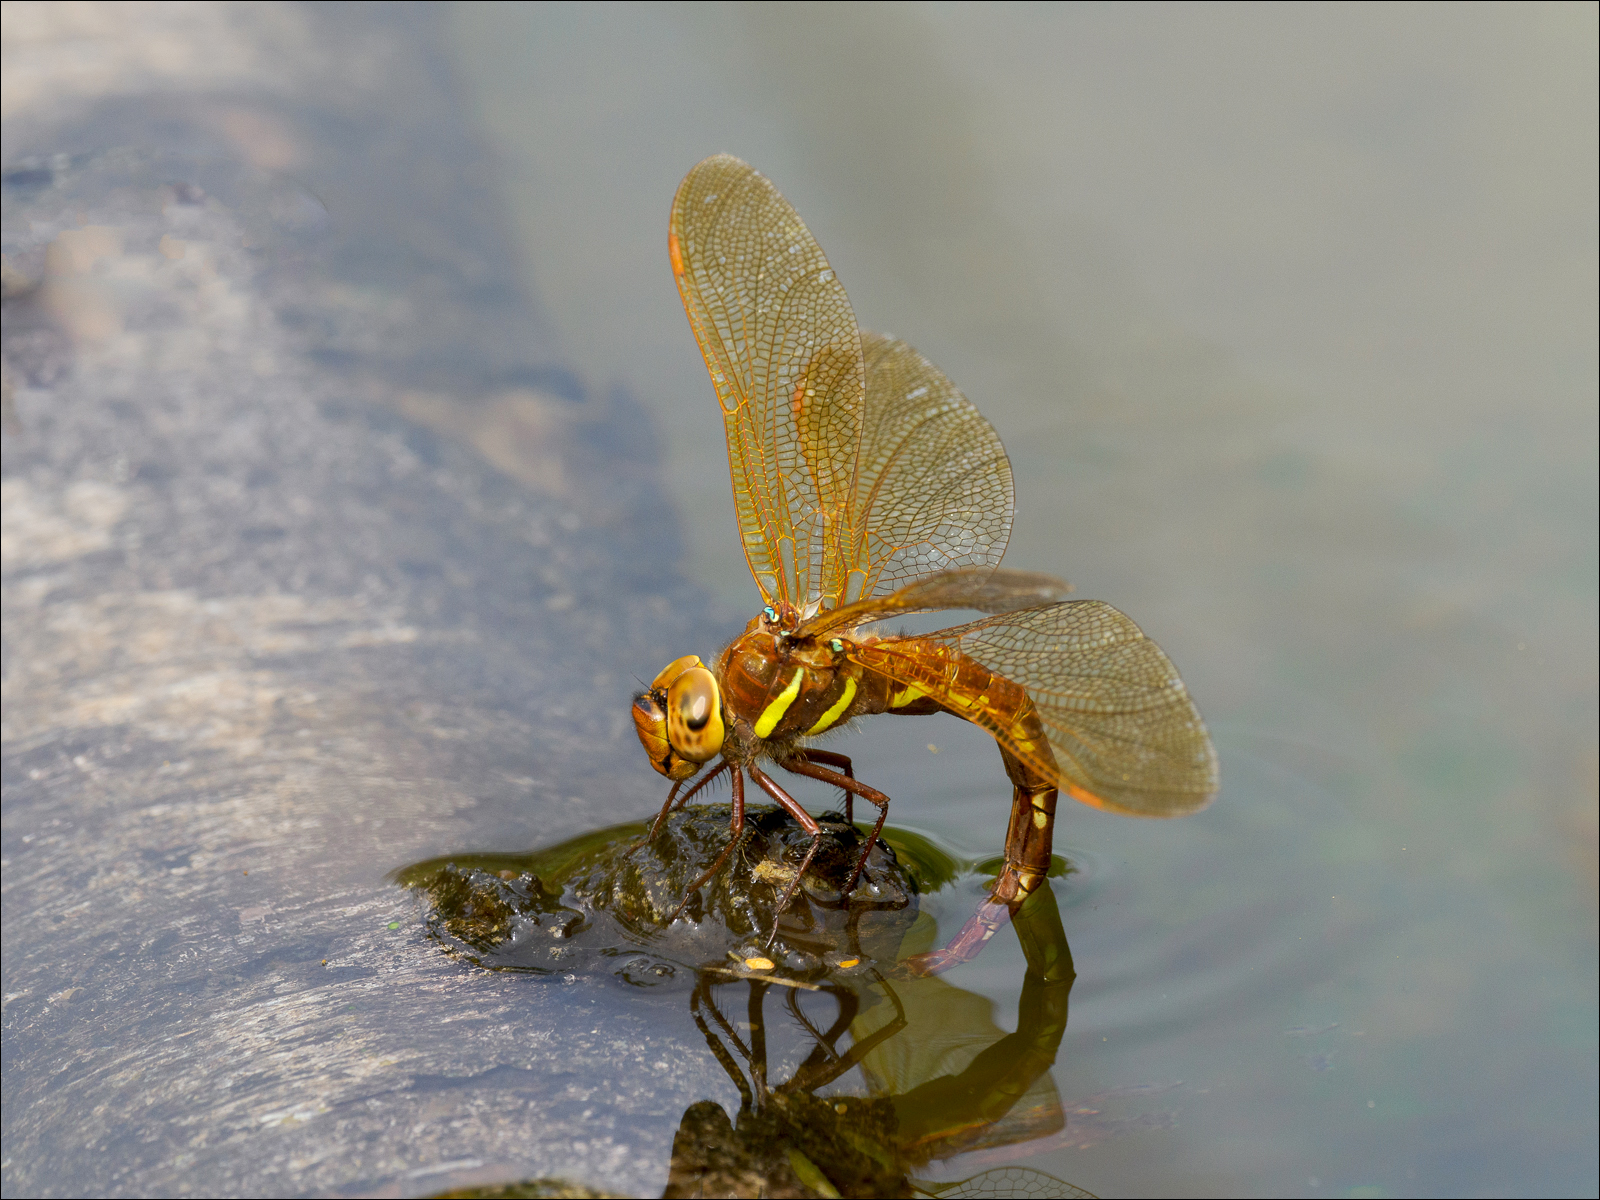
632, 654, 726, 779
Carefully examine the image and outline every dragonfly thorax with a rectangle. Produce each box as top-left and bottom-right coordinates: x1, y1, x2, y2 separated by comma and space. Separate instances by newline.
717, 623, 855, 746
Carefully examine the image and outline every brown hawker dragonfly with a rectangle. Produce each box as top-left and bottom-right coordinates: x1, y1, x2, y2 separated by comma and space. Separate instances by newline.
632, 155, 1218, 973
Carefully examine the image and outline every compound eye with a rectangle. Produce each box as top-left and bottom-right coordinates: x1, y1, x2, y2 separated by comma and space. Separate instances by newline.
666, 666, 725, 764
633, 691, 665, 723
633, 691, 697, 780
650, 654, 703, 691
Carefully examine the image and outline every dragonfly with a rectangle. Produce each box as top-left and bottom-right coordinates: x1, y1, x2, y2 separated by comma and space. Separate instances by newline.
632, 154, 1217, 972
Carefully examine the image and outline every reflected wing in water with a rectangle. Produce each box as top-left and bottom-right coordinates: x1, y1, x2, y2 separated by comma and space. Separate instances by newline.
912, 1166, 1098, 1198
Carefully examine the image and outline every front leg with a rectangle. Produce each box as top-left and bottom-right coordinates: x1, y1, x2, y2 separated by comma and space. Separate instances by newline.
778, 756, 892, 896
747, 763, 825, 947
668, 766, 746, 923
649, 759, 732, 843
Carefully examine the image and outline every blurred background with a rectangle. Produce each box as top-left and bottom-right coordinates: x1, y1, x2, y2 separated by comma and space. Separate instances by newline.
455, 8, 1600, 1191
3, 3, 1595, 1197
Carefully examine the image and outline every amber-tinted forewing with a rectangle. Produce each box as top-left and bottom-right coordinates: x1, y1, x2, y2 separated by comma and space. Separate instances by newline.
853, 601, 1218, 817
670, 157, 1020, 615
844, 332, 1015, 602
802, 567, 1072, 639
670, 155, 863, 611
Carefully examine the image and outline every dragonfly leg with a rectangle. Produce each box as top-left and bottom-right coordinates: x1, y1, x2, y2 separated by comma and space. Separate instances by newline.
650, 778, 686, 839
629, 776, 687, 856
790, 972, 907, 1094
796, 747, 855, 825
668, 766, 746, 923
747, 979, 770, 1106
778, 755, 891, 895
689, 977, 755, 1112
748, 763, 825, 946
649, 759, 732, 842
782, 984, 859, 1094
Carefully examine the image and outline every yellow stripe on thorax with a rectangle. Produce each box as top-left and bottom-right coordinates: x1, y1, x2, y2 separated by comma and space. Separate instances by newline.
806, 677, 857, 735
753, 667, 805, 738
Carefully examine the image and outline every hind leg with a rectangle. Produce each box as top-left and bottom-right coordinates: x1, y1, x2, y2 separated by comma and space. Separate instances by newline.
777, 754, 891, 894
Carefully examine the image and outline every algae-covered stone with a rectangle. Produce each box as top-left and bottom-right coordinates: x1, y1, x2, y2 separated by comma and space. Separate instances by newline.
397, 805, 921, 984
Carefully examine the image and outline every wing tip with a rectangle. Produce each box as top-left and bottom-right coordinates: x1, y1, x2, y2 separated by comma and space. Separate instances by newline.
1065, 781, 1218, 819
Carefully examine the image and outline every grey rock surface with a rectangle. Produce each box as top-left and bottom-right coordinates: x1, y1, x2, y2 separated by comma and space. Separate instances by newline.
2, 7, 724, 1196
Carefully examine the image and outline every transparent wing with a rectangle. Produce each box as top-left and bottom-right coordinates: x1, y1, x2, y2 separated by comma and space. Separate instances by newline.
670, 154, 863, 611
670, 157, 1017, 616
941, 602, 1218, 816
803, 567, 1072, 638
853, 602, 1218, 817
843, 332, 1015, 602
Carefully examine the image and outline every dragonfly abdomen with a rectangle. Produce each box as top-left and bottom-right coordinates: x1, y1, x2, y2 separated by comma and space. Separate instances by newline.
853, 639, 1059, 786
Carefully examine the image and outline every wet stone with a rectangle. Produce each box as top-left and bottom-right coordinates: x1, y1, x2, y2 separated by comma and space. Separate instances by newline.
399, 805, 920, 986
423, 867, 582, 957
661, 1095, 908, 1200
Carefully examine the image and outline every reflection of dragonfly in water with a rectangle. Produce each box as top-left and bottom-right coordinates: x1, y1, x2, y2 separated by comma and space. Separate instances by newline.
397, 802, 1107, 1196
632, 155, 1217, 974
663, 883, 1095, 1200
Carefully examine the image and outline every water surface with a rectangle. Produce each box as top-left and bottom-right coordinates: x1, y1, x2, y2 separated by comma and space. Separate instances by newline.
445, 5, 1598, 1196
